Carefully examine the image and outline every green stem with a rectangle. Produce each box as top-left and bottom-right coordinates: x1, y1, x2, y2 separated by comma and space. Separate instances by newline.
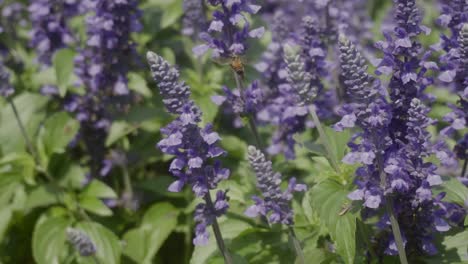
384, 198, 408, 264
9, 99, 39, 163
374, 137, 408, 264
121, 164, 134, 209
288, 227, 305, 264
309, 107, 341, 173
8, 99, 54, 181
204, 193, 233, 264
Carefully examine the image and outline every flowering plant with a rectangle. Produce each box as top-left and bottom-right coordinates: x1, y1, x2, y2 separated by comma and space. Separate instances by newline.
0, 0, 466, 263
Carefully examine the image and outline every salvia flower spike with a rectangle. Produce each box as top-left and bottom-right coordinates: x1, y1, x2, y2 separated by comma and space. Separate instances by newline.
66, 228, 97, 257
147, 51, 231, 251
245, 145, 306, 225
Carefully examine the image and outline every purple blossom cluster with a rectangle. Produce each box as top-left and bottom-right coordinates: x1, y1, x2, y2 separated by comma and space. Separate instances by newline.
194, 0, 264, 58
28, 0, 80, 65
437, 1, 468, 178
256, 13, 333, 159
254, 0, 375, 160
66, 0, 141, 178
182, 0, 207, 39
245, 146, 306, 225
336, 8, 465, 255
147, 51, 230, 246
0, 61, 13, 98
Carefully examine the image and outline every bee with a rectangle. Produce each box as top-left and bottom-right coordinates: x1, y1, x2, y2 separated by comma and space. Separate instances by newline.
229, 55, 245, 78
212, 55, 245, 79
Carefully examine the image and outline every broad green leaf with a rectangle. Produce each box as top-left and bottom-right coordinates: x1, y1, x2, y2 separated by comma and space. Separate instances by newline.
434, 177, 468, 205
0, 207, 12, 240
105, 121, 138, 147
135, 176, 184, 198
32, 216, 70, 264
75, 221, 121, 264
123, 202, 179, 263
160, 0, 183, 29
79, 197, 113, 216
309, 180, 357, 264
206, 228, 293, 264
142, 202, 179, 226
81, 179, 117, 199
191, 218, 252, 264
25, 184, 62, 211
0, 152, 35, 185
0, 93, 48, 153
128, 73, 152, 97
161, 47, 176, 65
39, 112, 79, 157
442, 230, 468, 261
53, 48, 76, 96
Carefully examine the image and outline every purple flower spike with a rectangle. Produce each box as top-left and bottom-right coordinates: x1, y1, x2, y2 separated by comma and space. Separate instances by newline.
182, 0, 207, 39
0, 62, 14, 98
338, 32, 466, 256
245, 146, 306, 225
28, 0, 80, 65
147, 52, 230, 245
194, 0, 264, 58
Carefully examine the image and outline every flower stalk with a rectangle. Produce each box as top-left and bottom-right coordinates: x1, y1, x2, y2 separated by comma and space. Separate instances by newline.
204, 193, 233, 264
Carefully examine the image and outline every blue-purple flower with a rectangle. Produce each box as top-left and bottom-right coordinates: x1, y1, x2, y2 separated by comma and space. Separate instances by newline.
0, 61, 13, 98
245, 145, 306, 225
147, 51, 230, 245
194, 0, 264, 58
182, 0, 207, 39
338, 32, 465, 256
28, 0, 80, 65
67, 0, 141, 177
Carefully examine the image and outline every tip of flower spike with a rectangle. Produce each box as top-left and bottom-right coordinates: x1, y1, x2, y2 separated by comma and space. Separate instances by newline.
283, 43, 300, 57
338, 33, 349, 44
146, 51, 158, 62
247, 145, 258, 154
463, 23, 468, 32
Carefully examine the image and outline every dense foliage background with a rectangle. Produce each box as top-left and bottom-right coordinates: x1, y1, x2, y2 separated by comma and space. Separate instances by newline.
0, 0, 467, 263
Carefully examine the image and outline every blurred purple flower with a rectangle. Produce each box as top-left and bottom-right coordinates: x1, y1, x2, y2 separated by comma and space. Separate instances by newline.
28, 0, 80, 65
194, 0, 264, 58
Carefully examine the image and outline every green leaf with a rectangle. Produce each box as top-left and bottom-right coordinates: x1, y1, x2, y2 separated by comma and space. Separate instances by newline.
434, 177, 468, 205
442, 230, 468, 261
75, 221, 121, 264
25, 185, 62, 211
32, 216, 70, 264
191, 219, 252, 264
53, 49, 76, 96
79, 197, 113, 216
128, 73, 152, 97
160, 0, 183, 29
0, 93, 48, 154
105, 121, 138, 147
81, 179, 117, 199
323, 127, 351, 163
0, 207, 12, 241
309, 180, 357, 264
123, 202, 179, 263
39, 112, 79, 157
0, 152, 35, 185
